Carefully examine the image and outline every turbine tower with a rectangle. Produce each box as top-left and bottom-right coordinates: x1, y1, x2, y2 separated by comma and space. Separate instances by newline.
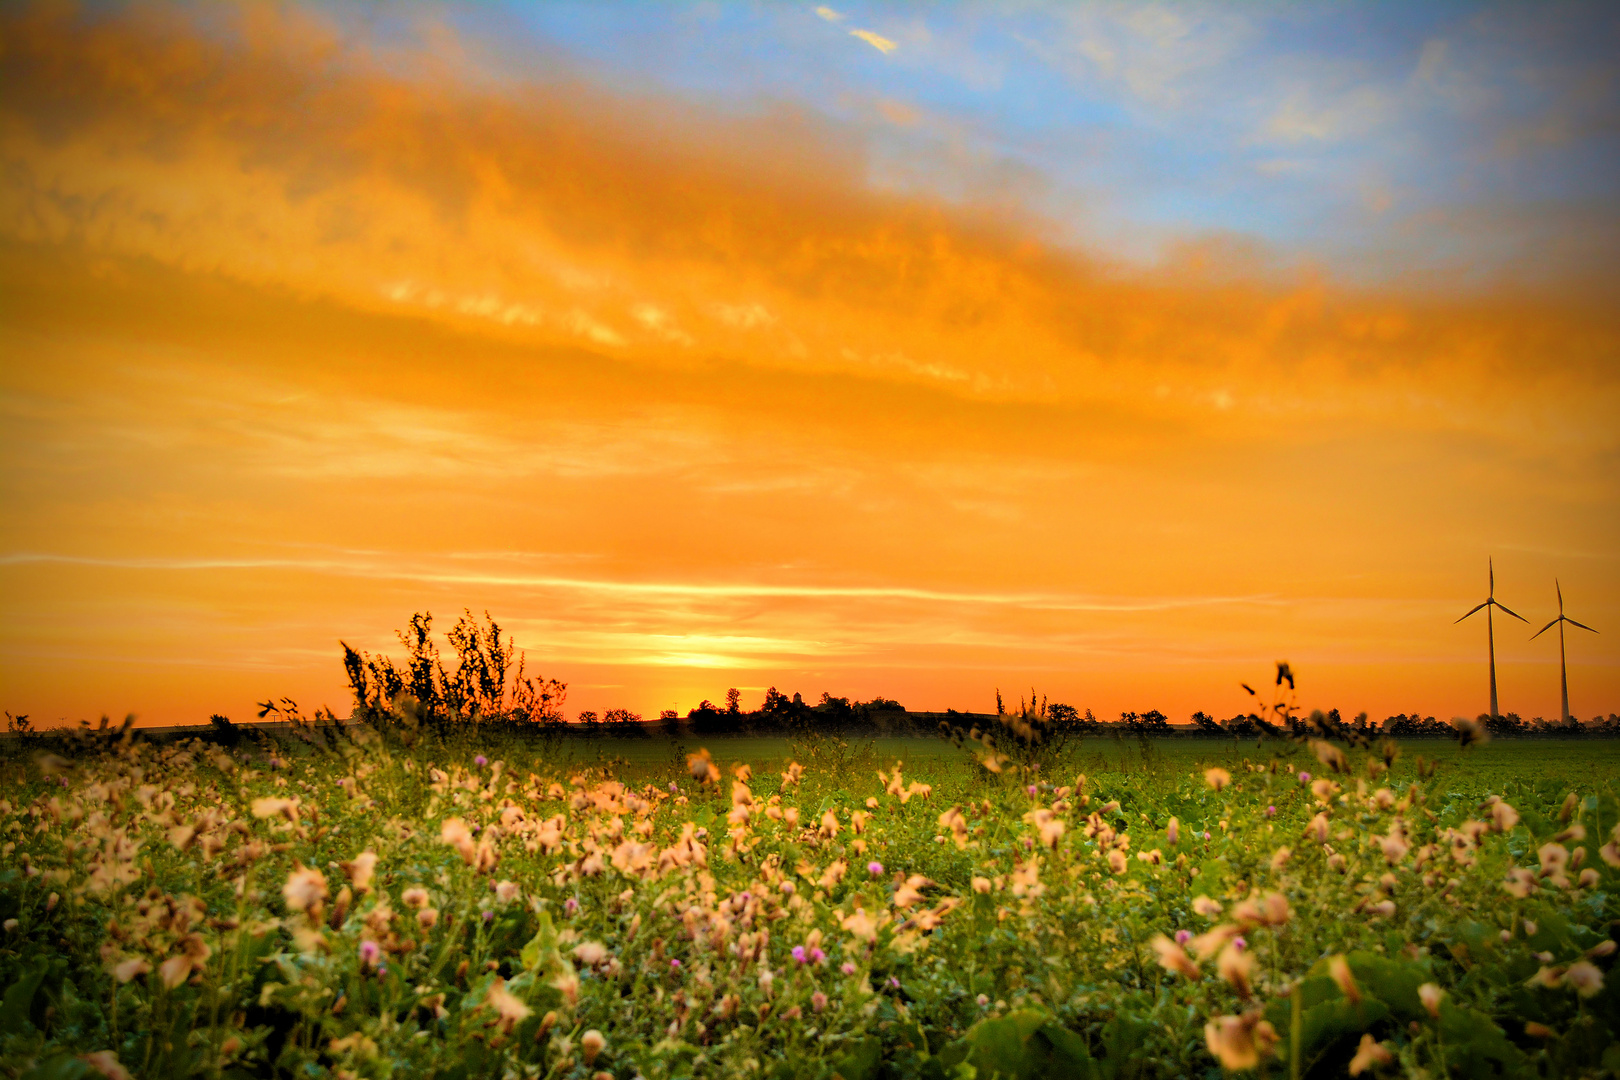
1531, 580, 1599, 723
1455, 559, 1527, 719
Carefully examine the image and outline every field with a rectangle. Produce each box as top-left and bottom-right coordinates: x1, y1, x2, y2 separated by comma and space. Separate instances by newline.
4, 727, 1620, 1079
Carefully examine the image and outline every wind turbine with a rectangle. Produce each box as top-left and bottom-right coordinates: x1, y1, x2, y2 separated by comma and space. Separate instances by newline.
1530, 580, 1599, 723
1455, 559, 1527, 718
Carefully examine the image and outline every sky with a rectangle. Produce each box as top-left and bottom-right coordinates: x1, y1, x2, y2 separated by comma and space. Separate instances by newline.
1, 1, 1617, 728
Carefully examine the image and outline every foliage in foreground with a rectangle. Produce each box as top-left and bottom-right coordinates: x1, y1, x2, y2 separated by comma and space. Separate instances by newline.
3, 727, 1620, 1080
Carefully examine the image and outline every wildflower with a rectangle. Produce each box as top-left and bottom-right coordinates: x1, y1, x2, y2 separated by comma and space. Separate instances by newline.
1204, 1011, 1278, 1071
358, 940, 380, 969
1527, 966, 1563, 989
474, 755, 488, 767
250, 796, 300, 821
1328, 955, 1360, 1004
282, 864, 329, 914
113, 958, 150, 983
1298, 771, 1311, 785
1150, 934, 1200, 979
417, 908, 439, 929
1204, 768, 1231, 792
159, 954, 193, 989
1217, 943, 1254, 998
867, 861, 884, 877
812, 991, 829, 1011
1305, 813, 1330, 844
495, 880, 521, 904
841, 961, 857, 975
1418, 983, 1443, 1019
1166, 817, 1179, 845
440, 818, 477, 865
1565, 961, 1604, 997
80, 1052, 131, 1080
573, 941, 609, 967
1192, 896, 1223, 918
687, 749, 720, 785
670, 959, 681, 970
1175, 929, 1192, 945
812, 947, 826, 963
841, 909, 879, 943
1348, 1034, 1394, 1076
1269, 847, 1292, 871
342, 851, 378, 893
1266, 805, 1276, 817
1503, 868, 1537, 899
401, 887, 430, 910
792, 946, 807, 965
1490, 800, 1520, 833
971, 876, 992, 894
582, 1029, 606, 1065
484, 978, 532, 1031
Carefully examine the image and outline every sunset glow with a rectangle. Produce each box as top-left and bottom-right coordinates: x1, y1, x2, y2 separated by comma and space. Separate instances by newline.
2, 2, 1616, 725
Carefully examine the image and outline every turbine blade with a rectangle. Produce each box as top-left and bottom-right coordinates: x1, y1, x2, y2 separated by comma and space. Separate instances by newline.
1566, 618, 1599, 634
1495, 601, 1529, 623
1455, 601, 1489, 623
1556, 579, 1563, 612
1530, 618, 1559, 639
1489, 559, 1495, 595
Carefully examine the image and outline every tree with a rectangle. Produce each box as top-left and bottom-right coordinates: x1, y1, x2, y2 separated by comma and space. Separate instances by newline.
577, 710, 600, 725
341, 610, 565, 728
725, 688, 742, 714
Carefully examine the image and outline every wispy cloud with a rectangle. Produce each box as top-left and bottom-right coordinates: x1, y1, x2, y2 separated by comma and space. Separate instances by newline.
850, 29, 897, 55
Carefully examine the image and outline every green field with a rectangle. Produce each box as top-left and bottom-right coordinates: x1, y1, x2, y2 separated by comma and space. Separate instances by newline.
3, 727, 1620, 1079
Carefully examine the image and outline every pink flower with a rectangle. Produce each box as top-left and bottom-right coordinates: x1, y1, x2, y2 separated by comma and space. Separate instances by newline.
358, 940, 380, 967
1298, 771, 1311, 784
841, 962, 857, 975
867, 861, 884, 877
1233, 937, 1247, 951
811, 947, 826, 963
474, 755, 488, 767
564, 898, 579, 915
670, 958, 682, 969
1175, 930, 1192, 945
792, 946, 807, 964
1266, 805, 1277, 817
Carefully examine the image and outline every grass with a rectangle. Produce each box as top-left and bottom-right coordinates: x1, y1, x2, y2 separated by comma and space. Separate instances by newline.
2, 725, 1619, 1079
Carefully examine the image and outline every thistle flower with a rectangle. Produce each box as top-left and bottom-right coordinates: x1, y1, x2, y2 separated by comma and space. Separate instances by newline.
581, 1029, 606, 1065
80, 1052, 131, 1080
282, 863, 328, 914
113, 958, 150, 983
1192, 896, 1223, 918
1418, 982, 1443, 1019
484, 978, 532, 1031
1298, 771, 1310, 785
1216, 943, 1254, 998
401, 887, 430, 910
342, 851, 378, 893
1150, 934, 1200, 979
1328, 955, 1360, 1004
1564, 960, 1604, 997
867, 861, 884, 877
1166, 817, 1179, 845
474, 755, 488, 767
1348, 1034, 1393, 1076
812, 991, 828, 1011
1204, 768, 1231, 792
1203, 1011, 1277, 1071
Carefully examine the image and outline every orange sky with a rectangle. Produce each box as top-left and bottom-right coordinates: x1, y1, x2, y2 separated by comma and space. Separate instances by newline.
2, 3, 1617, 727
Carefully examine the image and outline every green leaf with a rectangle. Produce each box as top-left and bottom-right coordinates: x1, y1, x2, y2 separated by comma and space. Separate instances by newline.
1, 956, 50, 1036
1436, 1001, 1525, 1079
831, 1034, 883, 1080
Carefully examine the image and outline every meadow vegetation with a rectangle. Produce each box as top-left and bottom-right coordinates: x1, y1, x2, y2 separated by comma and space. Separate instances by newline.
4, 697, 1620, 1080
